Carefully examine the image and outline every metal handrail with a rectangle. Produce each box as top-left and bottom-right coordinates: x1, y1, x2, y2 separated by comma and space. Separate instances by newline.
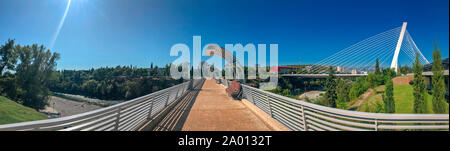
0, 79, 204, 131
240, 84, 449, 131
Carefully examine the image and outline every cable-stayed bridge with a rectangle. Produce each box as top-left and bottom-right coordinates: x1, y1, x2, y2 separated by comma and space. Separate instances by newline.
0, 23, 447, 131
297, 22, 429, 75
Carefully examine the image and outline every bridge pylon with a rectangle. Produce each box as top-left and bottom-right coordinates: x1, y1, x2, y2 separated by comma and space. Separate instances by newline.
390, 22, 407, 72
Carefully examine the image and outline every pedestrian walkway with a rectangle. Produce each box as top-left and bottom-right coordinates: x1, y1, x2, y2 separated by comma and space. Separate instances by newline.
180, 79, 272, 131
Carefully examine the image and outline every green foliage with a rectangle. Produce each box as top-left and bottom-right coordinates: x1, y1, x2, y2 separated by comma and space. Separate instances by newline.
375, 58, 381, 75
359, 84, 447, 113
269, 86, 282, 94
49, 66, 183, 100
431, 43, 447, 113
0, 39, 182, 110
268, 86, 299, 100
349, 58, 395, 107
400, 66, 412, 75
366, 66, 395, 89
0, 77, 20, 101
374, 100, 385, 113
336, 78, 350, 109
382, 76, 395, 113
280, 77, 293, 90
349, 76, 369, 100
282, 89, 290, 96
382, 68, 396, 84
0, 42, 60, 110
324, 67, 337, 107
412, 52, 428, 113
366, 73, 378, 88
13, 44, 60, 110
0, 39, 18, 75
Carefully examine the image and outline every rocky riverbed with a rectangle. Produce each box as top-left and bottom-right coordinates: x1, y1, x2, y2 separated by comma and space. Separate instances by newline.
41, 96, 102, 117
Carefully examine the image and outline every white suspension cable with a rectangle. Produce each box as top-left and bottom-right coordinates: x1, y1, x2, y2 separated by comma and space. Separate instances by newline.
310, 27, 401, 68
306, 27, 401, 73
405, 31, 430, 64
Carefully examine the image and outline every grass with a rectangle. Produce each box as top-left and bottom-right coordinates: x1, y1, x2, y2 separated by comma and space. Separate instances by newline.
357, 86, 384, 112
0, 96, 48, 125
358, 85, 449, 114
358, 93, 378, 112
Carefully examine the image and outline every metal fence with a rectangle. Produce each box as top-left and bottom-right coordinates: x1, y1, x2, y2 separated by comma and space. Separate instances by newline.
241, 84, 449, 131
0, 79, 203, 131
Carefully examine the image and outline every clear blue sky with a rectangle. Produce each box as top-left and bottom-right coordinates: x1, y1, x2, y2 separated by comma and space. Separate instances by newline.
0, 0, 448, 70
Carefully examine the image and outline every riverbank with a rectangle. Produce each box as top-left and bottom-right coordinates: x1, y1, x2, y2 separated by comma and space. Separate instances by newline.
42, 96, 102, 117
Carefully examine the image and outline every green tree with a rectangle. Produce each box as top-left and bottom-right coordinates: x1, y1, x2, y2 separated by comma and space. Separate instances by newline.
382, 68, 396, 84
0, 39, 17, 75
324, 67, 337, 107
15, 44, 60, 110
282, 89, 290, 96
0, 76, 19, 100
367, 73, 379, 89
154, 65, 159, 76
400, 66, 412, 75
375, 58, 381, 75
412, 52, 428, 114
431, 43, 447, 113
164, 64, 171, 76
336, 78, 350, 109
382, 75, 395, 113
48, 65, 183, 101
349, 76, 368, 100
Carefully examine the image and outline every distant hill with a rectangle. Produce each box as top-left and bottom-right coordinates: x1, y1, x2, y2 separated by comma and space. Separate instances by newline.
0, 96, 48, 125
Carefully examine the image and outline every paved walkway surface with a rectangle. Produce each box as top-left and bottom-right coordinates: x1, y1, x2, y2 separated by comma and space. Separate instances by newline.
181, 79, 272, 131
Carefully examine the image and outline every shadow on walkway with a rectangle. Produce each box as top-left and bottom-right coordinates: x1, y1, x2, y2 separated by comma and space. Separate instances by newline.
152, 81, 204, 131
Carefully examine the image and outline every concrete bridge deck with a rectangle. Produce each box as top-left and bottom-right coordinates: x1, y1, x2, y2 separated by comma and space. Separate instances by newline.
151, 79, 273, 131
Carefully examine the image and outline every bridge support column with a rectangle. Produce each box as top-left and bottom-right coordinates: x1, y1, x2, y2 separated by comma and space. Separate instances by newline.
390, 22, 407, 72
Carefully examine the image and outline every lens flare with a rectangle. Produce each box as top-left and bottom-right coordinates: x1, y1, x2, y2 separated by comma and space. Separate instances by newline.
50, 0, 72, 49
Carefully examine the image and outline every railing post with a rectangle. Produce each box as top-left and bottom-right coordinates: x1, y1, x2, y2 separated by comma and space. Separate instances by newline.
147, 98, 154, 120
242, 86, 247, 100
253, 89, 257, 106
176, 86, 180, 98
374, 119, 378, 131
266, 93, 273, 117
300, 105, 307, 131
114, 107, 122, 131
165, 90, 171, 107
